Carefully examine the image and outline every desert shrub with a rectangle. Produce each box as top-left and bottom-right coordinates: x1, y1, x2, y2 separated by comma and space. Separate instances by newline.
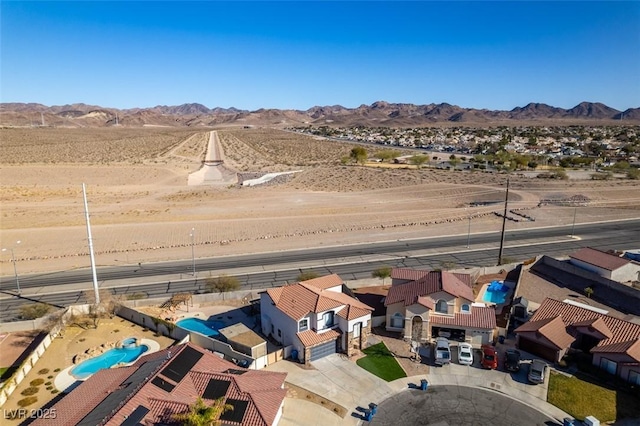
45, 381, 52, 386
53, 368, 61, 372
17, 396, 38, 407
48, 375, 53, 379
51, 389, 59, 394
38, 368, 49, 375
19, 303, 52, 320
205, 275, 241, 293
30, 378, 44, 386
296, 271, 320, 282
21, 387, 39, 396
46, 386, 52, 391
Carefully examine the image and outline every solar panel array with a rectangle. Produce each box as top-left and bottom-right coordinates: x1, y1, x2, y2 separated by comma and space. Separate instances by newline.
220, 399, 249, 424
151, 376, 175, 392
76, 358, 164, 426
222, 368, 247, 375
160, 345, 203, 383
202, 378, 231, 400
119, 405, 150, 426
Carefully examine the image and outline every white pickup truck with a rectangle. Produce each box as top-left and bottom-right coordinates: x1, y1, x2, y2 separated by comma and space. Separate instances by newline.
434, 337, 451, 365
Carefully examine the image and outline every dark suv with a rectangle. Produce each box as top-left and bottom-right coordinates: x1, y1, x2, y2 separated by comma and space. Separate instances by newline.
504, 349, 521, 372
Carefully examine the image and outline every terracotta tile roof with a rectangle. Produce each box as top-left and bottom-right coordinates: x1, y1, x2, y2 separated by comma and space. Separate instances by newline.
299, 273, 344, 290
337, 305, 372, 321
429, 306, 496, 330
297, 329, 341, 347
569, 247, 630, 271
385, 270, 473, 306
36, 343, 287, 426
265, 276, 373, 321
391, 268, 472, 286
515, 298, 640, 360
417, 296, 435, 310
572, 317, 613, 339
591, 339, 640, 360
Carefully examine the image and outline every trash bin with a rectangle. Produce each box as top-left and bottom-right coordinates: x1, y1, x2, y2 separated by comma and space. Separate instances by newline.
291, 349, 298, 361
420, 379, 428, 391
368, 403, 378, 415
364, 409, 373, 421
498, 336, 505, 344
563, 417, 575, 426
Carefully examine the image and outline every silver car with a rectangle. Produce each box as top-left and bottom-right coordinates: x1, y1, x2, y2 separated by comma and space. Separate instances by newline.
434, 337, 451, 365
528, 359, 547, 384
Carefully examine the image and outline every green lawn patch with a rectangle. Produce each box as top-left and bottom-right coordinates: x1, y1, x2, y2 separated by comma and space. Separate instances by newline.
548, 372, 640, 422
356, 342, 407, 382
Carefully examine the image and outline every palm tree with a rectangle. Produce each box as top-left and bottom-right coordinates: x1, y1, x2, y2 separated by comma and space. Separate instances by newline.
173, 397, 233, 426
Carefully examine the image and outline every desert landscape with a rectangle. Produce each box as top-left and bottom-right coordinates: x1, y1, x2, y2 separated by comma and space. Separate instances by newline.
1, 126, 639, 276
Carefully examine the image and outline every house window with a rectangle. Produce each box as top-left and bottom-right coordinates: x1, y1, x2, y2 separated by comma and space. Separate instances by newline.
600, 358, 617, 375
629, 370, 640, 386
299, 319, 309, 332
323, 311, 334, 328
461, 304, 470, 314
436, 300, 448, 314
391, 313, 404, 328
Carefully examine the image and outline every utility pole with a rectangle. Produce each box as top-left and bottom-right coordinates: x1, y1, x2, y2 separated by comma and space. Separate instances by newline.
466, 212, 471, 249
2, 241, 21, 294
497, 178, 510, 265
83, 183, 100, 304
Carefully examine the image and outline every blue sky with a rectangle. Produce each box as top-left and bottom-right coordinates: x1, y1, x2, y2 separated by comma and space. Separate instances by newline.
2, 1, 639, 111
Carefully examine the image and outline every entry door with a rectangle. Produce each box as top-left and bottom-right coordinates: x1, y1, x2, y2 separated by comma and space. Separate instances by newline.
353, 322, 362, 348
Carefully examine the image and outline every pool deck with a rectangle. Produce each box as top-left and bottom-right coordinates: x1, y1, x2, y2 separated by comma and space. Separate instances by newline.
54, 338, 160, 392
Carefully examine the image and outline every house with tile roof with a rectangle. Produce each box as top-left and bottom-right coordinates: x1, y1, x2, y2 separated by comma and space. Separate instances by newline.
384, 268, 496, 345
514, 298, 640, 384
569, 247, 640, 282
32, 342, 287, 426
260, 274, 374, 364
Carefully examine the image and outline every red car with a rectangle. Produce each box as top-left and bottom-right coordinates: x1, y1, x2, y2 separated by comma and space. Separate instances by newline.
481, 345, 498, 369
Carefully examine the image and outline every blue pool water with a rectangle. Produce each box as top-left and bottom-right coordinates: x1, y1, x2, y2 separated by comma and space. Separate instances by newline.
177, 318, 226, 337
71, 344, 149, 379
482, 281, 509, 304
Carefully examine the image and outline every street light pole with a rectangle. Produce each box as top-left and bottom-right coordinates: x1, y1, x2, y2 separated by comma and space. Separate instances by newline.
190, 228, 196, 276
2, 240, 21, 294
466, 214, 471, 248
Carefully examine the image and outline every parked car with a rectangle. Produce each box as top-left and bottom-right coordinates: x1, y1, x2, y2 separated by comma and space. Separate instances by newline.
434, 337, 451, 365
480, 344, 498, 369
504, 349, 521, 372
528, 359, 547, 384
458, 343, 473, 366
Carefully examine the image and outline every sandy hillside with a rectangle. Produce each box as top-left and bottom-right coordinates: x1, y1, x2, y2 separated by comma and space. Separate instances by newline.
1, 127, 639, 275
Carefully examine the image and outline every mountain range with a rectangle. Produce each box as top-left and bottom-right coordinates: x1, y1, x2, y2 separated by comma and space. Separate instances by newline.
1, 101, 638, 128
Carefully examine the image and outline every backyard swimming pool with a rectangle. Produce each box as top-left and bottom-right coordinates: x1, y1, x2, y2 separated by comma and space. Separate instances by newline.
482, 281, 510, 304
71, 343, 149, 379
177, 318, 226, 337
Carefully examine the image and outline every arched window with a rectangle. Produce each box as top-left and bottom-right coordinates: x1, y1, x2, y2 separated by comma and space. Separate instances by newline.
391, 312, 404, 328
436, 300, 448, 314
461, 304, 471, 314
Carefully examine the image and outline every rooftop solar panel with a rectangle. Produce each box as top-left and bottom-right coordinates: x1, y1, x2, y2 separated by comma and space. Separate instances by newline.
119, 405, 150, 426
220, 399, 248, 424
203, 378, 231, 399
151, 376, 175, 392
160, 345, 203, 383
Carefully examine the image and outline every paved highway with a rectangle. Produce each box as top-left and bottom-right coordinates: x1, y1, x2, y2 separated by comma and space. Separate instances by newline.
0, 219, 638, 322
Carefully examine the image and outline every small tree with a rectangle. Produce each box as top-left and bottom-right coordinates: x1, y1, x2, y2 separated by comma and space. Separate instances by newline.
372, 266, 392, 285
205, 275, 241, 293
409, 155, 429, 169
296, 271, 320, 282
172, 396, 233, 426
584, 286, 594, 298
19, 303, 52, 320
349, 146, 367, 164
374, 149, 401, 163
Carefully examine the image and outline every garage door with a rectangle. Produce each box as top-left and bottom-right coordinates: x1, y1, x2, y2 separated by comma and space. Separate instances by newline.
309, 339, 337, 361
518, 337, 558, 362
